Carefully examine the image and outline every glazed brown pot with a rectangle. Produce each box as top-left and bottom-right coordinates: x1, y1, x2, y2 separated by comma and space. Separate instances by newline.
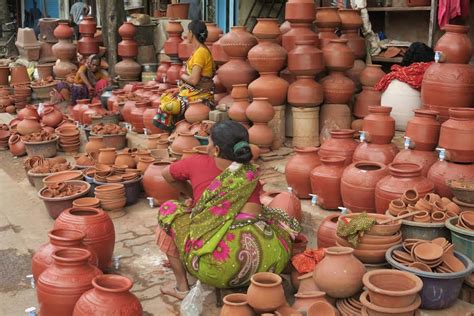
36, 248, 102, 315
405, 109, 441, 151
340, 29, 366, 59
434, 24, 473, 64
362, 106, 395, 144
248, 72, 289, 106
73, 275, 142, 315
143, 162, 180, 205
171, 132, 200, 154
248, 40, 287, 73
393, 149, 438, 177
285, 147, 321, 199
285, 0, 316, 23
282, 23, 319, 53
375, 163, 435, 214
245, 97, 275, 123
427, 159, 474, 198
438, 108, 474, 163
247, 272, 286, 313
54, 207, 115, 271
322, 39, 355, 72
8, 134, 26, 156
313, 247, 366, 298
268, 189, 302, 222
220, 293, 255, 316
217, 58, 258, 91
319, 129, 358, 165
17, 116, 42, 135
338, 9, 363, 30
248, 122, 273, 152
315, 7, 341, 28
353, 142, 399, 165
359, 64, 385, 87
341, 161, 389, 213
288, 76, 323, 107
318, 27, 338, 49
310, 156, 346, 210
354, 86, 382, 118
317, 213, 342, 248
287, 40, 324, 76
319, 103, 352, 144
220, 26, 258, 58
321, 71, 355, 104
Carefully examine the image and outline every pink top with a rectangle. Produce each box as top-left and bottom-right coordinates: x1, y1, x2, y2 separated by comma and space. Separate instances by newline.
169, 155, 262, 204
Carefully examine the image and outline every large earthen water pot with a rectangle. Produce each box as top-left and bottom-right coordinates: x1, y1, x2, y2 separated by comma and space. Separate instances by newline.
211, 35, 229, 65
54, 207, 115, 271
130, 101, 149, 133
375, 162, 435, 213
83, 102, 106, 125
316, 214, 342, 248
78, 35, 99, 56
36, 248, 102, 315
438, 108, 474, 163
319, 104, 352, 144
310, 156, 346, 210
341, 161, 389, 213
252, 18, 280, 40
421, 63, 474, 122
315, 7, 341, 28
285, 0, 316, 23
338, 9, 363, 30
354, 86, 382, 118
248, 40, 287, 73
287, 40, 324, 76
268, 189, 302, 221
52, 36, 76, 60
288, 76, 323, 107
220, 26, 258, 58
73, 275, 142, 316
228, 98, 250, 123
164, 33, 182, 56
340, 29, 366, 59
143, 161, 180, 205
185, 100, 210, 123
321, 71, 355, 104
248, 72, 288, 106
246, 97, 275, 123
122, 100, 136, 123
42, 106, 63, 128
8, 134, 26, 156
393, 149, 438, 177
166, 62, 182, 84
79, 16, 97, 34
143, 105, 164, 134
405, 109, 440, 151
17, 116, 41, 135
352, 142, 399, 165
248, 122, 273, 152
359, 64, 385, 87
156, 61, 171, 83
171, 132, 200, 154
428, 159, 474, 198
205, 22, 223, 43
318, 27, 338, 49
362, 106, 395, 144
218, 58, 258, 91
319, 129, 358, 165
322, 39, 355, 72
32, 229, 98, 281
115, 58, 141, 80
313, 247, 366, 298
285, 147, 321, 199
220, 293, 255, 316
72, 99, 90, 123
282, 23, 319, 52
247, 272, 286, 313
434, 24, 473, 64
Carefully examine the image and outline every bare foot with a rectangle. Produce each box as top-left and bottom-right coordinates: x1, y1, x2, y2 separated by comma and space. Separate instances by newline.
163, 260, 172, 268
160, 282, 189, 300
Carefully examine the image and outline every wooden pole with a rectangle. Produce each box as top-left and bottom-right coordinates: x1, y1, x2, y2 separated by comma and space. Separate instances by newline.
100, 0, 126, 77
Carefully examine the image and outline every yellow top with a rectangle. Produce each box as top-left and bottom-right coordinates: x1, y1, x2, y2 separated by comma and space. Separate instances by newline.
186, 46, 214, 78
75, 65, 106, 85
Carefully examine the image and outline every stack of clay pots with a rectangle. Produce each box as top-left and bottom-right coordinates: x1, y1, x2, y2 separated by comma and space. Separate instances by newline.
0, 88, 14, 113
78, 16, 99, 58
0, 129, 10, 150
228, 84, 250, 126
94, 184, 127, 211
52, 22, 77, 79
13, 84, 33, 110
353, 63, 385, 127
422, 24, 474, 122
164, 20, 184, 85
115, 22, 141, 82
246, 97, 274, 153
282, 0, 318, 53
56, 124, 80, 153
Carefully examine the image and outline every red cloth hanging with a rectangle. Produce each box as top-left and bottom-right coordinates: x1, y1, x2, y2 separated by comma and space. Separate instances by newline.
438, 0, 470, 28
375, 62, 433, 92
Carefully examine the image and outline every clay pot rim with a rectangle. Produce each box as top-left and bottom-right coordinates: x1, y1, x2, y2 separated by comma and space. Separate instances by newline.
296, 271, 313, 281
95, 183, 125, 191
368, 106, 392, 114
230, 25, 247, 31
338, 8, 361, 12
442, 24, 469, 33
329, 39, 349, 44
223, 293, 248, 306
366, 64, 382, 69
43, 170, 83, 185
23, 116, 40, 121
413, 109, 439, 118
330, 129, 355, 138
325, 246, 354, 256
388, 163, 423, 177
42, 107, 56, 115
362, 269, 423, 297
294, 290, 326, 298
48, 228, 86, 242
448, 107, 474, 120
408, 262, 432, 272
8, 133, 20, 143
99, 147, 116, 152
391, 199, 405, 208
73, 197, 101, 206
360, 291, 420, 313
177, 132, 196, 137
315, 6, 338, 11
353, 161, 386, 172
250, 272, 282, 287
92, 274, 133, 293
294, 39, 317, 45
294, 146, 319, 154
51, 247, 91, 264
320, 156, 346, 164
139, 156, 156, 162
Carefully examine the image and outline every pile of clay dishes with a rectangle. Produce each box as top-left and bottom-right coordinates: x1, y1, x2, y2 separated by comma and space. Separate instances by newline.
94, 183, 126, 211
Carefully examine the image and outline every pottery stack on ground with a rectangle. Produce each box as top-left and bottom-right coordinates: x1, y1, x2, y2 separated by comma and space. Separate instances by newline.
283, 0, 318, 52
115, 22, 141, 81
78, 16, 99, 58
52, 22, 77, 78
94, 183, 127, 212
339, 9, 365, 59
246, 97, 274, 153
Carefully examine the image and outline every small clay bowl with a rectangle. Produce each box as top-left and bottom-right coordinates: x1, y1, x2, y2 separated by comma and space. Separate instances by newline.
431, 211, 447, 223
413, 210, 430, 223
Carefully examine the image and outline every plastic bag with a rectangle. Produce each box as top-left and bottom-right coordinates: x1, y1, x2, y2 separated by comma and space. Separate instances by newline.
180, 281, 205, 316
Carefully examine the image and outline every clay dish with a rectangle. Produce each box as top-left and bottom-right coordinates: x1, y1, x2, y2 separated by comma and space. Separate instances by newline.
443, 244, 455, 254
360, 231, 402, 245
351, 247, 387, 264
106, 175, 123, 183
336, 236, 401, 251
43, 170, 83, 186
414, 243, 443, 261
343, 213, 402, 236
408, 262, 432, 272
461, 211, 474, 229
307, 301, 338, 316
410, 241, 429, 260
393, 250, 414, 263
359, 291, 421, 315
95, 183, 124, 192
442, 253, 465, 272
73, 197, 101, 208
431, 237, 448, 248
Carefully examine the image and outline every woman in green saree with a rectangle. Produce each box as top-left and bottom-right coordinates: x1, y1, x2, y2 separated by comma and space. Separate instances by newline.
156, 120, 301, 299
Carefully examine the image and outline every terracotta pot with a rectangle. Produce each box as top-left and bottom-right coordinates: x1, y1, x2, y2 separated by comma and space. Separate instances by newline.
85, 136, 105, 154
252, 18, 280, 40
83, 103, 106, 125
421, 63, 474, 122
427, 159, 474, 198
296, 272, 319, 294
247, 272, 286, 313
118, 21, 137, 39
185, 100, 210, 123
439, 108, 474, 163
293, 291, 328, 313
156, 61, 171, 83
393, 149, 438, 177
220, 26, 258, 58
79, 16, 96, 34
360, 64, 385, 87
171, 132, 200, 154
122, 100, 136, 123
228, 98, 250, 123
10, 65, 30, 85
178, 40, 193, 61
434, 24, 473, 64
0, 66, 9, 85
322, 39, 355, 72
353, 142, 399, 165
8, 134, 26, 156
375, 162, 435, 214
321, 71, 355, 104
405, 109, 440, 151
340, 29, 366, 59
246, 97, 275, 123
248, 40, 287, 73
315, 7, 341, 28
282, 23, 319, 53
130, 101, 148, 133
17, 116, 41, 135
346, 59, 367, 91
97, 148, 116, 165
362, 106, 395, 144
54, 207, 115, 271
217, 58, 258, 91
115, 152, 136, 168
36, 248, 102, 315
78, 35, 99, 56
288, 76, 323, 107
143, 105, 163, 134
205, 22, 223, 43
36, 63, 54, 79
268, 189, 302, 222
137, 156, 155, 173
317, 213, 341, 248
220, 293, 255, 316
285, 0, 316, 23
319, 129, 358, 165
248, 122, 273, 152
211, 35, 229, 65
310, 156, 346, 210
285, 147, 321, 199
73, 275, 142, 315
143, 161, 180, 204
287, 40, 324, 76
338, 9, 363, 30
32, 229, 98, 281
313, 247, 366, 298
319, 104, 352, 144
115, 58, 141, 80
54, 22, 73, 39
354, 87, 382, 118
164, 33, 182, 56
165, 19, 183, 34
318, 27, 338, 49
248, 72, 288, 106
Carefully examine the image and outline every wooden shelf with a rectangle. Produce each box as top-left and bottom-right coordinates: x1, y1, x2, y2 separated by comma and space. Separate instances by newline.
372, 56, 403, 63
367, 6, 431, 12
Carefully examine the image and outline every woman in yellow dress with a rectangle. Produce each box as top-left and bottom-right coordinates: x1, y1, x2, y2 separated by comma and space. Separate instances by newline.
153, 20, 215, 131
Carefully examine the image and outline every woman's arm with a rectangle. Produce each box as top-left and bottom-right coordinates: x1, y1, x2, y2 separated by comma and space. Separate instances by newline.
162, 166, 193, 198
181, 65, 202, 86
79, 69, 93, 90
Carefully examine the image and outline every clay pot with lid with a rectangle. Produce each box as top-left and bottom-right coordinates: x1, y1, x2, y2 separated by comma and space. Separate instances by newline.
248, 40, 287, 73
434, 24, 473, 64
54, 207, 115, 271
375, 162, 435, 214
246, 97, 275, 123
171, 132, 200, 154
313, 247, 366, 298
393, 149, 438, 177
428, 159, 474, 198
341, 161, 389, 213
405, 109, 440, 151
360, 64, 385, 87
315, 7, 341, 28
282, 23, 318, 53
340, 29, 366, 59
321, 71, 355, 104
362, 106, 395, 144
319, 129, 358, 165
285, 147, 321, 199
322, 39, 355, 72
220, 293, 255, 316
353, 142, 399, 165
285, 0, 316, 23
354, 86, 382, 118
36, 248, 102, 315
220, 26, 258, 58
247, 272, 286, 313
217, 58, 258, 91
287, 40, 324, 76
438, 108, 474, 163
248, 72, 289, 106
8, 134, 26, 156
338, 9, 363, 30
17, 116, 42, 135
310, 156, 346, 210
288, 76, 323, 107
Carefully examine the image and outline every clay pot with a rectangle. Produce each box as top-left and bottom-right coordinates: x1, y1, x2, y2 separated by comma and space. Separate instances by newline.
321, 71, 355, 104
85, 136, 105, 154
341, 161, 389, 213
246, 97, 275, 123
405, 109, 440, 151
220, 293, 255, 316
79, 16, 96, 34
352, 142, 399, 165
164, 33, 182, 56
220, 26, 258, 58
17, 116, 42, 135
247, 272, 286, 313
315, 7, 341, 28
52, 35, 76, 60
252, 18, 280, 40
178, 40, 193, 60
0, 66, 10, 85
375, 163, 435, 214
346, 59, 367, 91
427, 160, 474, 198
54, 21, 73, 39
359, 64, 385, 87
288, 76, 323, 107
319, 104, 352, 144
156, 61, 171, 83
143, 105, 164, 135
211, 35, 229, 65
54, 207, 115, 271
393, 149, 438, 177
439, 108, 474, 163
313, 247, 366, 298
340, 29, 366, 59
318, 27, 338, 49
115, 152, 136, 168
293, 291, 328, 313
434, 24, 473, 64
78, 35, 99, 56
228, 97, 250, 123
36, 248, 102, 315
282, 23, 319, 53
8, 134, 26, 156
115, 58, 141, 80
10, 65, 30, 85
319, 129, 358, 165
354, 87, 382, 118
338, 9, 363, 30
316, 214, 340, 248
268, 189, 302, 222
322, 39, 355, 72
143, 162, 180, 204
98, 148, 116, 165
122, 100, 136, 123
285, 0, 316, 23
171, 132, 200, 154
248, 122, 273, 152
362, 106, 395, 144
310, 156, 346, 210
287, 40, 324, 76
285, 147, 321, 199
217, 58, 258, 91
205, 22, 223, 43
137, 156, 155, 173
248, 72, 288, 106
130, 101, 148, 133
73, 275, 142, 315
83, 103, 106, 125
248, 40, 287, 73
185, 100, 210, 123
